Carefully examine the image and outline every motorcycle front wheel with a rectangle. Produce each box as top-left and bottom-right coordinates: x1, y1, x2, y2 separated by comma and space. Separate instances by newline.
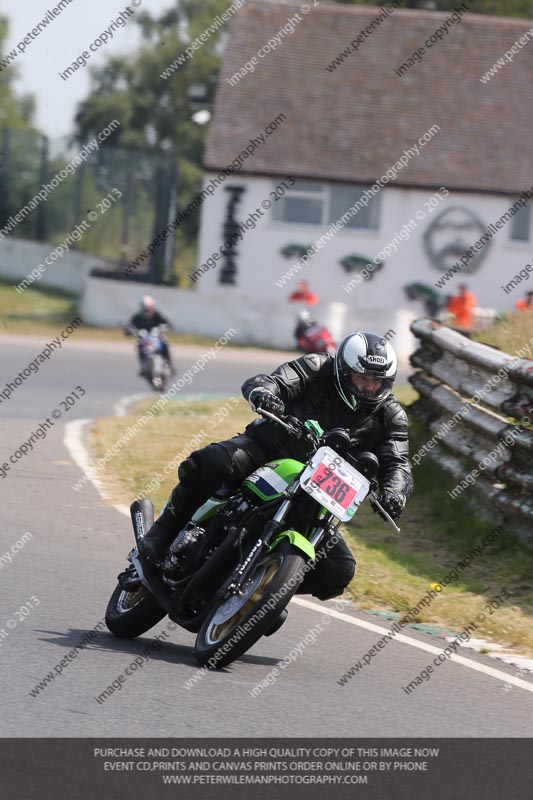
148, 354, 166, 392
105, 583, 166, 639
194, 540, 307, 669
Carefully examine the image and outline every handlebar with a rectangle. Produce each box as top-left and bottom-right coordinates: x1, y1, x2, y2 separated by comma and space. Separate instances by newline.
257, 407, 400, 532
127, 325, 167, 337
258, 407, 306, 439
258, 408, 350, 451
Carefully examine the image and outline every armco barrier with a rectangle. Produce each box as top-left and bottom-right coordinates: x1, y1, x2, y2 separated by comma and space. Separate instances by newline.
409, 318, 533, 542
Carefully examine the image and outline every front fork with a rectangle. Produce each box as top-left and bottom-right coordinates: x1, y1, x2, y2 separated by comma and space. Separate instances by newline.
219, 481, 336, 599
220, 495, 294, 599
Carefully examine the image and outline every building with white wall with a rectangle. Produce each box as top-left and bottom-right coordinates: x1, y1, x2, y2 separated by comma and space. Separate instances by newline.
30, 0, 533, 364
193, 1, 533, 357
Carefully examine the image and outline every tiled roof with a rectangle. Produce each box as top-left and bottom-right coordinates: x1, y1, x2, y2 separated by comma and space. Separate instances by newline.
205, 1, 533, 194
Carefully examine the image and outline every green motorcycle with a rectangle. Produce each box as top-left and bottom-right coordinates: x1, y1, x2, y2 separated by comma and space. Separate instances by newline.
105, 409, 399, 668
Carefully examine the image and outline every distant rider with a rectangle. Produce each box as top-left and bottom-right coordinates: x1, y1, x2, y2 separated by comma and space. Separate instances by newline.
294, 309, 336, 355
125, 295, 174, 374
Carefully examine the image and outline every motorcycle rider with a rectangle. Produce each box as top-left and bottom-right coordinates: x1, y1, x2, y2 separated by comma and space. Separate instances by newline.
294, 309, 336, 355
125, 295, 174, 374
295, 308, 317, 340
139, 332, 413, 601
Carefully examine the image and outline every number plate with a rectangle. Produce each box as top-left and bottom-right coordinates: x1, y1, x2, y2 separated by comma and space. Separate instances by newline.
300, 446, 370, 522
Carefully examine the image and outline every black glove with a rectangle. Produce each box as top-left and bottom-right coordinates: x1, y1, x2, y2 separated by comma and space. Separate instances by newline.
372, 490, 405, 521
248, 388, 285, 415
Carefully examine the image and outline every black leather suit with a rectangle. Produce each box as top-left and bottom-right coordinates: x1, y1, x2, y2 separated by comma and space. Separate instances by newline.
127, 311, 172, 367
156, 354, 413, 600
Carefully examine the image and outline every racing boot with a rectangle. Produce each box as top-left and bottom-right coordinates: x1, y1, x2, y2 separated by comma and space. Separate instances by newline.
139, 449, 222, 565
139, 484, 192, 566
139, 521, 175, 566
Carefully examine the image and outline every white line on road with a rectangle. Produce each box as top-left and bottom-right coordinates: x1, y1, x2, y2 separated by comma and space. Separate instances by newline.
63, 419, 129, 517
293, 597, 533, 693
64, 396, 533, 694
113, 393, 150, 417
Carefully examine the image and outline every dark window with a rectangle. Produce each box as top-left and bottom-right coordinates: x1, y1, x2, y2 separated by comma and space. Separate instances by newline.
272, 181, 325, 225
510, 204, 531, 241
329, 185, 380, 230
272, 181, 380, 229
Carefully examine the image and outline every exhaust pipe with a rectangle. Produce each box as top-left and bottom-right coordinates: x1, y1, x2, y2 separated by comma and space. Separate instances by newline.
129, 499, 173, 613
130, 499, 154, 545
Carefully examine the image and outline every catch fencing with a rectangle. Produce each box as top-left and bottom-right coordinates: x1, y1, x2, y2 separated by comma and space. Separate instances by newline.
0, 127, 177, 282
409, 319, 533, 542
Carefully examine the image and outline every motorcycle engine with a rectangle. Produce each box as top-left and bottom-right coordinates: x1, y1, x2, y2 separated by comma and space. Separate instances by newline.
161, 495, 260, 589
163, 525, 206, 580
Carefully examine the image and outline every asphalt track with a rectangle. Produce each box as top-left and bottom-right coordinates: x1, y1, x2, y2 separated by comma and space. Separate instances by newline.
1, 334, 533, 737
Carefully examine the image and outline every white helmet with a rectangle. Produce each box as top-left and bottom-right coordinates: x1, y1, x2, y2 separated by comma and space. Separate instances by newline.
141, 295, 155, 311
298, 309, 313, 323
334, 331, 397, 411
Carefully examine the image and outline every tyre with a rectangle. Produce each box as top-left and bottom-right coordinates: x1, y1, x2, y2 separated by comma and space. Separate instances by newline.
149, 355, 165, 391
105, 583, 166, 639
194, 540, 306, 669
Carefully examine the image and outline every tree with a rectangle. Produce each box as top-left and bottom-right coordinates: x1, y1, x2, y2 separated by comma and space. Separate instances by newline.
0, 15, 42, 232
0, 16, 36, 131
74, 1, 229, 281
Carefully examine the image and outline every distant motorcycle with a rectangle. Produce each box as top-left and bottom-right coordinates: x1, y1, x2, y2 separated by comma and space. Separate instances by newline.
295, 312, 336, 356
128, 325, 171, 391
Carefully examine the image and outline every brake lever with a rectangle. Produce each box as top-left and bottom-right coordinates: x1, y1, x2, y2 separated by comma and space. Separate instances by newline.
369, 492, 401, 533
258, 408, 304, 438
287, 414, 306, 431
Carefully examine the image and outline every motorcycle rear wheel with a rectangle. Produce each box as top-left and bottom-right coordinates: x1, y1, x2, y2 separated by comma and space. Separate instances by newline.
105, 583, 166, 639
194, 540, 306, 668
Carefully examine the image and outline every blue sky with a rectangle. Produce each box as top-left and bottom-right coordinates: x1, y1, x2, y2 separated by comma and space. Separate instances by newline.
0, 0, 175, 139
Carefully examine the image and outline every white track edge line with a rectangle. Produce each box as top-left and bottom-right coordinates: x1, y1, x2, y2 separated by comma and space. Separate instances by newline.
293, 597, 533, 693
63, 418, 129, 517
64, 400, 533, 694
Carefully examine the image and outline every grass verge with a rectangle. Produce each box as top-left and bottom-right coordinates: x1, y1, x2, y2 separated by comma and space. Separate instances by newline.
474, 309, 533, 355
0, 279, 222, 345
86, 391, 533, 655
